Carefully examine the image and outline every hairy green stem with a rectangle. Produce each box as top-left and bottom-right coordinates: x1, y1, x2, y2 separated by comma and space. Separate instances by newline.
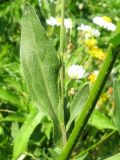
59, 0, 67, 145
75, 130, 116, 158
59, 44, 120, 159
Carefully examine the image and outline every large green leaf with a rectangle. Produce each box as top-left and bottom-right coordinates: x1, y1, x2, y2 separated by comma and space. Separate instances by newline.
113, 81, 120, 133
20, 4, 62, 145
89, 110, 116, 130
66, 84, 89, 131
104, 152, 120, 160
12, 108, 44, 160
20, 3, 59, 118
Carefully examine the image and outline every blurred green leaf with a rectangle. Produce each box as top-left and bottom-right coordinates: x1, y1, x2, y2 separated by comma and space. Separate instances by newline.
110, 22, 120, 46
49, 147, 62, 160
0, 112, 25, 123
38, 0, 56, 18
11, 122, 19, 141
12, 108, 44, 160
49, 148, 59, 160
104, 152, 120, 160
0, 87, 25, 109
66, 84, 89, 131
110, 33, 120, 46
113, 81, 120, 133
74, 153, 88, 160
89, 110, 116, 130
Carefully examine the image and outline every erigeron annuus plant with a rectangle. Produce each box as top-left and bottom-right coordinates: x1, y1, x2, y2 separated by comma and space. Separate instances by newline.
12, 1, 120, 160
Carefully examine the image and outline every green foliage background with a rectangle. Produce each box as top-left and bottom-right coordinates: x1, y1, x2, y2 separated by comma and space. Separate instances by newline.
0, 0, 120, 159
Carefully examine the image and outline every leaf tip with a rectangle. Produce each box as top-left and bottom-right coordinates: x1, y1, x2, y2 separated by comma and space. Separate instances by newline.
23, 3, 33, 16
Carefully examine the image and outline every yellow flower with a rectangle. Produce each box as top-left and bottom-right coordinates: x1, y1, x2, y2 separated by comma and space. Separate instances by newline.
89, 46, 106, 60
85, 38, 97, 49
97, 92, 108, 107
88, 71, 98, 83
101, 93, 108, 102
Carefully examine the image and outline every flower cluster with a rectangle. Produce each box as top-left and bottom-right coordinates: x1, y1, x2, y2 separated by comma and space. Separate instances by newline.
85, 38, 106, 60
46, 16, 72, 29
93, 16, 116, 31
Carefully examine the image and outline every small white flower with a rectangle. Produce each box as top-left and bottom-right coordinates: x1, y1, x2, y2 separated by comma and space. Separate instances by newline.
77, 24, 100, 38
46, 17, 72, 29
77, 24, 92, 31
92, 29, 100, 37
67, 64, 85, 79
64, 18, 72, 29
46, 16, 60, 26
93, 16, 116, 31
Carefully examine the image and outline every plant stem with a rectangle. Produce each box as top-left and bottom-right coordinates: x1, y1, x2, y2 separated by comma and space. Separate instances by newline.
59, 44, 120, 159
59, 0, 67, 145
75, 130, 116, 158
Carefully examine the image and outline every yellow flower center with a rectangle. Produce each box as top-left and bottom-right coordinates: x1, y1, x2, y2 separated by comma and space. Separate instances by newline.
102, 16, 112, 22
56, 18, 62, 24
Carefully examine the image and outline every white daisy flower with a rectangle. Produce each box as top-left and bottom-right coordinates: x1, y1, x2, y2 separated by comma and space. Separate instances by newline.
46, 17, 72, 29
93, 16, 116, 31
77, 24, 100, 38
67, 64, 85, 79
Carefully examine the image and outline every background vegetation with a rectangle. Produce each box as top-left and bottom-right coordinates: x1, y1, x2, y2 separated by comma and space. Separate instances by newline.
0, 0, 120, 159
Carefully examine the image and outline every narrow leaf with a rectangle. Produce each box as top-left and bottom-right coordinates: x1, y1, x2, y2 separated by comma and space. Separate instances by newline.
12, 108, 44, 160
66, 84, 89, 131
113, 81, 120, 133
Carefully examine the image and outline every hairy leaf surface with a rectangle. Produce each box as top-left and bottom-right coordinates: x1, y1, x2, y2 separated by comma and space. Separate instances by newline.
20, 4, 62, 146
20, 4, 60, 117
